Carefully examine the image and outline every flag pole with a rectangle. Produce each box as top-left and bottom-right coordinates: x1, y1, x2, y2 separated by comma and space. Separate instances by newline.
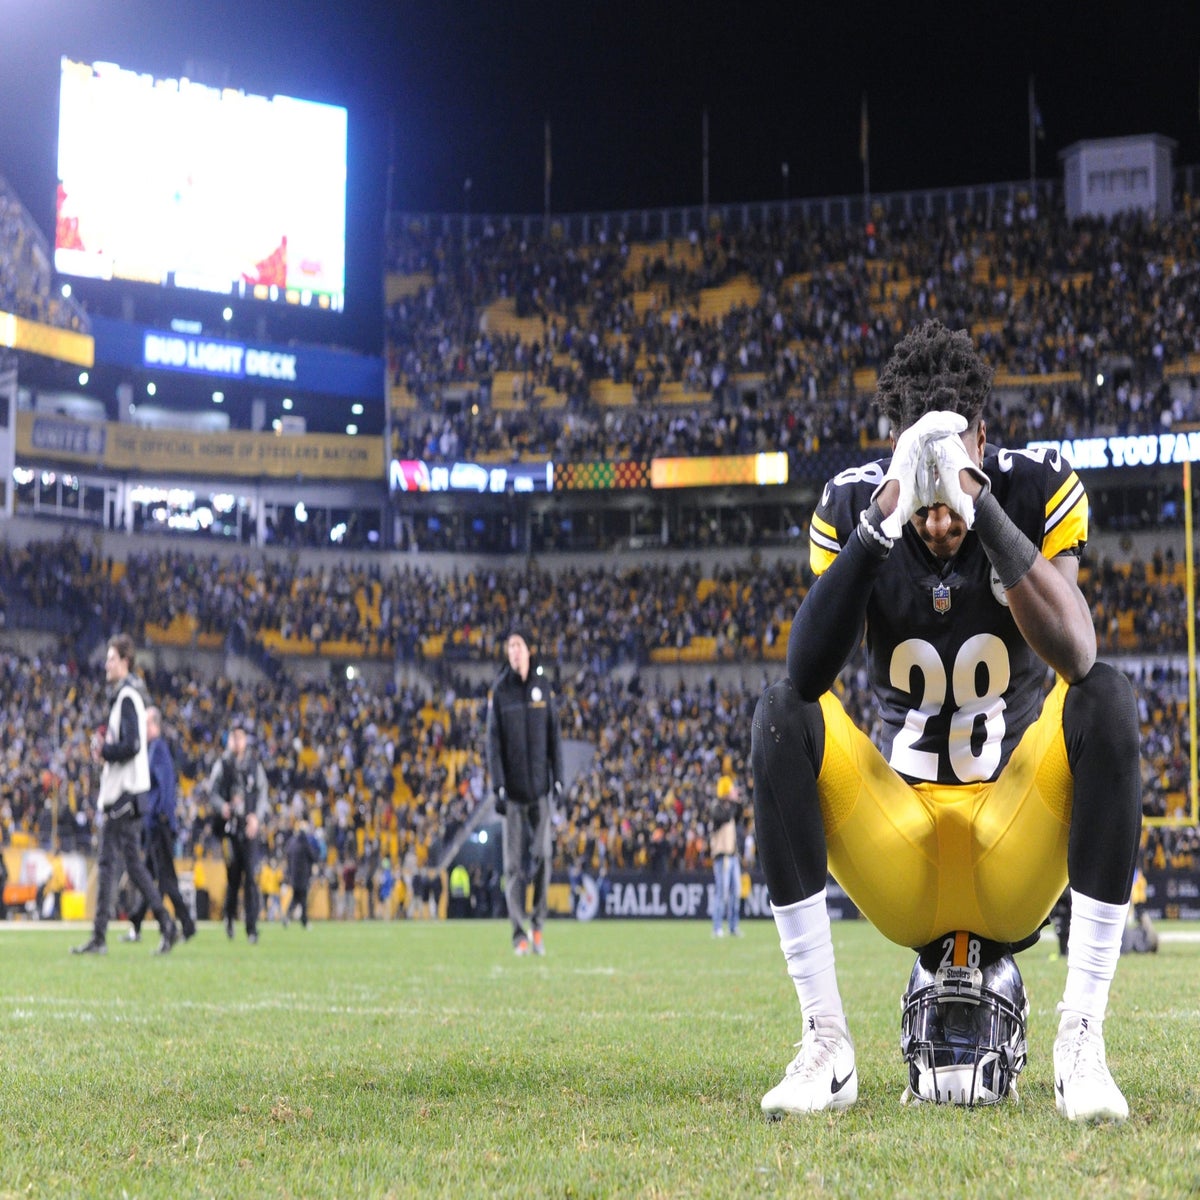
1028, 76, 1037, 204
543, 119, 552, 230
859, 93, 870, 220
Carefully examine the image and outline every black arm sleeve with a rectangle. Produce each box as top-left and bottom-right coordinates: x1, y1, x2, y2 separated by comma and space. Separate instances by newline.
787, 530, 885, 701
101, 695, 141, 764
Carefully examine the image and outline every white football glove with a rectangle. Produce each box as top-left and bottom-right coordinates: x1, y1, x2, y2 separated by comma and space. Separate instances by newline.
874, 411, 968, 539
927, 430, 990, 529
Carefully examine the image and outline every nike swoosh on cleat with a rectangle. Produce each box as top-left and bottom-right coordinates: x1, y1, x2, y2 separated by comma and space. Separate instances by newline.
831, 1069, 854, 1094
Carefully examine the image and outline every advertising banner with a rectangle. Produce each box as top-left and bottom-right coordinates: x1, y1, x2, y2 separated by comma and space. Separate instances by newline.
1144, 864, 1200, 920
90, 316, 383, 400
650, 451, 788, 489
551, 870, 860, 922
389, 457, 553, 493
0, 310, 94, 367
17, 411, 383, 480
554, 461, 650, 491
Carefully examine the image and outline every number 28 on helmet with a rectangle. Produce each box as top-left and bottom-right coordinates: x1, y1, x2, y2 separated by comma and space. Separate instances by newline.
900, 931, 1029, 1106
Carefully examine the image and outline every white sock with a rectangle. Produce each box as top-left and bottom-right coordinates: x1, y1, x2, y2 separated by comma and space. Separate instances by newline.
771, 891, 846, 1029
1060, 889, 1129, 1027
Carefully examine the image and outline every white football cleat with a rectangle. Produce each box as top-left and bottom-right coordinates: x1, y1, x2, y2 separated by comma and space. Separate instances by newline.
1053, 1013, 1129, 1123
761, 1014, 857, 1117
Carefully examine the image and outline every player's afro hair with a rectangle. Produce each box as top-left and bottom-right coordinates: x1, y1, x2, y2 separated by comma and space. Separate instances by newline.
875, 319, 993, 435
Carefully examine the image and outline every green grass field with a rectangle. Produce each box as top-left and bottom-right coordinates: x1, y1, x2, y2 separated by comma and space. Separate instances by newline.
0, 918, 1197, 1199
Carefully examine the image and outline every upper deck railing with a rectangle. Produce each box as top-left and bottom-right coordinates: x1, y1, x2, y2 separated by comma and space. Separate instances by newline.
389, 165, 1199, 246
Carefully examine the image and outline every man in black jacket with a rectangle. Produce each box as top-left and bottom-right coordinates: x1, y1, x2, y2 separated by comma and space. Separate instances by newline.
126, 706, 196, 943
486, 626, 564, 956
283, 821, 320, 929
208, 721, 269, 943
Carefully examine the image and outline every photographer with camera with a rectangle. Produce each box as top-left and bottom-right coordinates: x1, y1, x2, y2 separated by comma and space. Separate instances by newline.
208, 720, 269, 944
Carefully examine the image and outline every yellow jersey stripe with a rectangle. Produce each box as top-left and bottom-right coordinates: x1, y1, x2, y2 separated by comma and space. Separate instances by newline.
1045, 471, 1081, 524
1043, 480, 1088, 559
809, 540, 839, 576
809, 510, 841, 576
811, 511, 838, 540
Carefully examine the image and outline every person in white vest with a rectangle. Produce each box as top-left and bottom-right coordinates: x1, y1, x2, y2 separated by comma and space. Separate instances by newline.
72, 634, 180, 957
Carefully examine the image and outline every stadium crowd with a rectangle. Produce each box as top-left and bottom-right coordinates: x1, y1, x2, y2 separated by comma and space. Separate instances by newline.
0, 555, 1194, 899
0, 647, 488, 913
0, 173, 88, 331
2, 534, 1195, 678
385, 203, 1200, 470
0, 194, 1197, 914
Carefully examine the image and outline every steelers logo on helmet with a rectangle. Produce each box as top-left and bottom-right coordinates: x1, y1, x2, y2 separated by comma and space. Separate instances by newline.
899, 931, 1029, 1106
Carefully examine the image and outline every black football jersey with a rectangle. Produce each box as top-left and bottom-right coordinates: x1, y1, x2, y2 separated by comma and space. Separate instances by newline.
807, 445, 1088, 785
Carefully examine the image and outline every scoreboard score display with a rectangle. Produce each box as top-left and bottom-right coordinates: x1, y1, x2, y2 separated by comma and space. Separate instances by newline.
54, 56, 347, 312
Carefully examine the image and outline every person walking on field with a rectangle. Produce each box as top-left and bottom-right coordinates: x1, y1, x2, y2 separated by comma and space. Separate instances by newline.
208, 721, 269, 943
72, 635, 179, 957
486, 625, 564, 957
126, 706, 196, 943
283, 820, 320, 929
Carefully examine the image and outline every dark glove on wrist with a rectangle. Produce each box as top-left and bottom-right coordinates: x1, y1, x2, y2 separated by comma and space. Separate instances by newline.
856, 499, 895, 559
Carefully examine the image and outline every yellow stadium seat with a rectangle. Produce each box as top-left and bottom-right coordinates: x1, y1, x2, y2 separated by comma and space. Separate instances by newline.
591, 379, 634, 407
390, 383, 418, 411
384, 272, 433, 303
853, 367, 878, 393
697, 274, 761, 322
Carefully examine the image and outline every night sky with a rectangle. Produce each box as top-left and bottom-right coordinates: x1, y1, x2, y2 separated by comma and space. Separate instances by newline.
2, 0, 1198, 354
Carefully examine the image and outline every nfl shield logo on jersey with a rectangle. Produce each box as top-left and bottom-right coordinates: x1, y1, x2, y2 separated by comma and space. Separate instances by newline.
932, 583, 952, 614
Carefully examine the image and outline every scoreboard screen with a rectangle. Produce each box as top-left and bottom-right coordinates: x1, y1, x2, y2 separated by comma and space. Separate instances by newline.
54, 56, 347, 312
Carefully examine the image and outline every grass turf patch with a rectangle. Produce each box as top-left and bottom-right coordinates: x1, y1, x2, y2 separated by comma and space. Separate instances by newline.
0, 919, 1197, 1198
